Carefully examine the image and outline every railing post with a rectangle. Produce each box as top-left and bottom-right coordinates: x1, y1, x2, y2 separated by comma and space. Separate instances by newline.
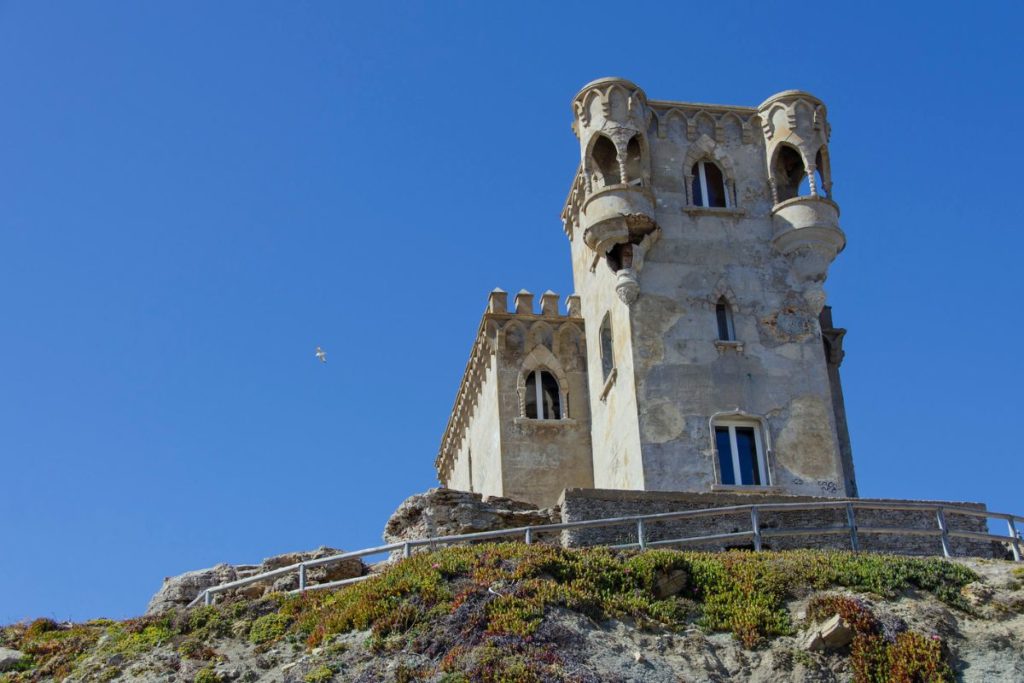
751, 507, 762, 552
936, 508, 952, 558
525, 527, 533, 545
1007, 518, 1022, 562
298, 564, 306, 591
403, 542, 411, 559
637, 519, 647, 550
203, 590, 211, 607
846, 503, 859, 552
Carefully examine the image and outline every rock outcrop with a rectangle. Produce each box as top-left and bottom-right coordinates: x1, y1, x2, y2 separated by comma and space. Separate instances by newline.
146, 546, 364, 615
0, 647, 25, 672
383, 488, 560, 550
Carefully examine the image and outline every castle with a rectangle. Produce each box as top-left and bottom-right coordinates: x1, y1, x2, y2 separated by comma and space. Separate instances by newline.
436, 78, 856, 509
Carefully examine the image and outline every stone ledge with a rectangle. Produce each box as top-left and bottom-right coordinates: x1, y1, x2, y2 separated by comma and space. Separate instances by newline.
683, 206, 747, 218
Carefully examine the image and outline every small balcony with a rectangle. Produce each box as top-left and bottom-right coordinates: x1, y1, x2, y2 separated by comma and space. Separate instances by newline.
771, 196, 845, 255
580, 184, 655, 254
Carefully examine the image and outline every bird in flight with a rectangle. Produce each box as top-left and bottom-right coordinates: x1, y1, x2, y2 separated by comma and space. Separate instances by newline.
315, 346, 327, 363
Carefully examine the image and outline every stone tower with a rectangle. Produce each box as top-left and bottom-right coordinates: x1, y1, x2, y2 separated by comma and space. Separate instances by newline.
565, 77, 852, 498
437, 79, 856, 507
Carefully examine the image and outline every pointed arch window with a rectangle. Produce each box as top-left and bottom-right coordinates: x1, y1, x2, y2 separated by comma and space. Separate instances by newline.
591, 135, 621, 187
524, 370, 562, 420
716, 298, 735, 341
774, 145, 805, 202
691, 160, 728, 208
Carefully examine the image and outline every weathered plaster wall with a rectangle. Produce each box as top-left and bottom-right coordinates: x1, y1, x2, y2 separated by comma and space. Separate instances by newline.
495, 305, 595, 508
569, 225, 644, 491
631, 107, 845, 496
446, 357, 503, 497
563, 80, 852, 499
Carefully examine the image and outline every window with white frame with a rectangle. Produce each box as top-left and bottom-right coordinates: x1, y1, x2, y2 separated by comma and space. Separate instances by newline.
524, 370, 561, 419
714, 420, 768, 486
691, 160, 728, 208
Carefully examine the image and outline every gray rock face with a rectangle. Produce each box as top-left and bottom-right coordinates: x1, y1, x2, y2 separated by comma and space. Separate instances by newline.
383, 488, 560, 550
0, 647, 25, 672
145, 547, 364, 615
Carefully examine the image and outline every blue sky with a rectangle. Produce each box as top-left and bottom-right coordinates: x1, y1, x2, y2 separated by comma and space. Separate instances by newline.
1, 2, 1022, 622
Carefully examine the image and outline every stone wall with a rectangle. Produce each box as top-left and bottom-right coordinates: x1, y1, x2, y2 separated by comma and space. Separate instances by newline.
559, 489, 1003, 559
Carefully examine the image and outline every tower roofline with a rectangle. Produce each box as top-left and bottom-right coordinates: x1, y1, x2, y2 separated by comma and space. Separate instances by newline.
758, 89, 825, 110
573, 76, 643, 100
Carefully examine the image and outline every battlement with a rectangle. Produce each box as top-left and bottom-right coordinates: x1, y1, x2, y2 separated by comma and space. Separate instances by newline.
435, 289, 587, 483
484, 288, 582, 319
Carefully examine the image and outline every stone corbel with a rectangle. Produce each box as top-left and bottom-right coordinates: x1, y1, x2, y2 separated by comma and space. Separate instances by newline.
613, 227, 660, 307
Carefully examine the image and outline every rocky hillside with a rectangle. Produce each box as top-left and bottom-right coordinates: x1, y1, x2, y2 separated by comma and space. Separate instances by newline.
2, 545, 1023, 682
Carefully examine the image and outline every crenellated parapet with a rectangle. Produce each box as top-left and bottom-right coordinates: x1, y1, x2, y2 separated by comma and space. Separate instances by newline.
435, 289, 587, 481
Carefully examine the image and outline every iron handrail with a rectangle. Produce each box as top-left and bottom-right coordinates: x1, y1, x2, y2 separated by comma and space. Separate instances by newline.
187, 499, 1023, 608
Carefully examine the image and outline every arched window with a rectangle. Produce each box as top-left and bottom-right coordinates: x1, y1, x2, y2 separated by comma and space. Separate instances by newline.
524, 370, 561, 419
713, 418, 768, 486
715, 297, 735, 341
591, 135, 621, 187
624, 136, 643, 186
691, 160, 727, 207
600, 314, 614, 382
773, 145, 805, 202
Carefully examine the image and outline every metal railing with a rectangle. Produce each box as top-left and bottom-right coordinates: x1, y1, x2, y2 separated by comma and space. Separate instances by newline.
187, 499, 1023, 608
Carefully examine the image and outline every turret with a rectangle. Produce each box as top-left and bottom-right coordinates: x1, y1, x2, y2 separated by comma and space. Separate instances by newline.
758, 91, 846, 313
572, 78, 659, 305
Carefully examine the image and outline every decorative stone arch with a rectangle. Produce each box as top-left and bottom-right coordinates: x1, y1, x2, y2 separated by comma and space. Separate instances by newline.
690, 110, 717, 141
645, 108, 659, 140
516, 345, 570, 419
555, 322, 586, 370
622, 131, 651, 186
759, 102, 791, 141
584, 126, 650, 189
528, 320, 554, 350
683, 134, 738, 207
709, 281, 740, 313
660, 108, 688, 140
708, 409, 775, 487
502, 320, 527, 355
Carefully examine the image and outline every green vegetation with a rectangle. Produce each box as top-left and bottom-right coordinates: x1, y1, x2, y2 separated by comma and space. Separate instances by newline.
193, 666, 222, 683
248, 613, 291, 645
303, 664, 336, 683
807, 594, 952, 683
0, 545, 980, 683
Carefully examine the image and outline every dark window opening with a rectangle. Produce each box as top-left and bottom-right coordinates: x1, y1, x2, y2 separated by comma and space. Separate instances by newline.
600, 315, 614, 381
716, 297, 735, 341
691, 161, 727, 207
524, 370, 561, 419
606, 243, 634, 272
774, 146, 805, 202
591, 135, 621, 186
